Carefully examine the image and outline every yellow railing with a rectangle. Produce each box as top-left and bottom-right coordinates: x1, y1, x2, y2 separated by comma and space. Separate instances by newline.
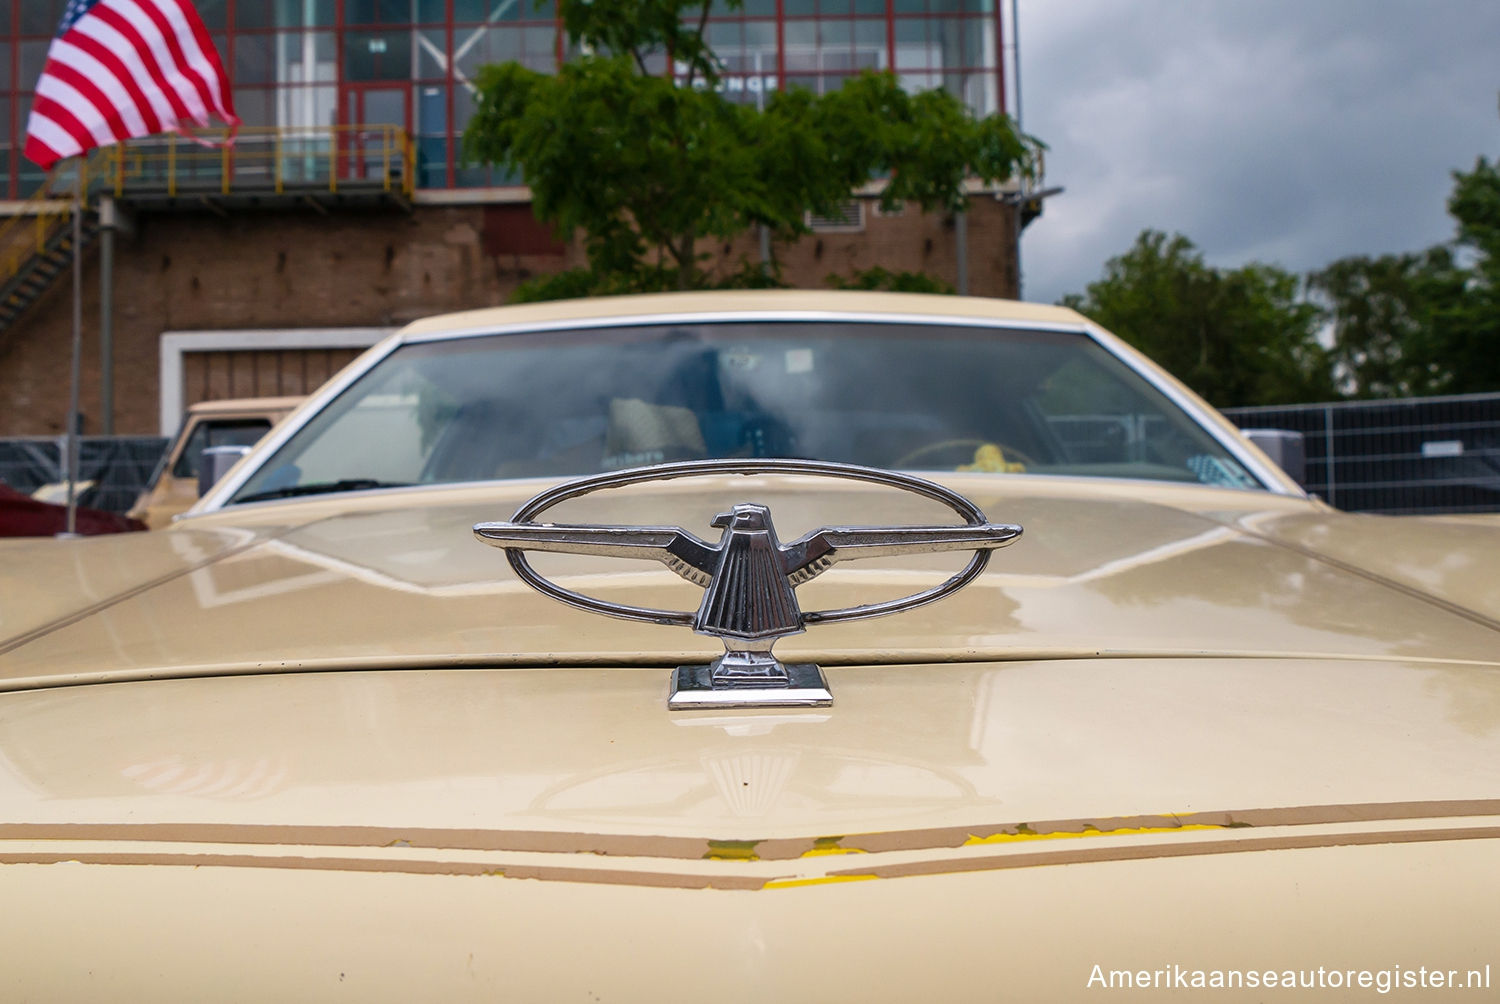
0, 125, 415, 288
0, 148, 116, 286
96, 124, 416, 200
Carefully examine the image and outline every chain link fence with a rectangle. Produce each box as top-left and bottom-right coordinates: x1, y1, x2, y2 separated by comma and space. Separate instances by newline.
0, 437, 169, 514
1223, 393, 1500, 515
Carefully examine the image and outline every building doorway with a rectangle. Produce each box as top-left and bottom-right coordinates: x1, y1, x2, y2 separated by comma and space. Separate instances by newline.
342, 84, 410, 182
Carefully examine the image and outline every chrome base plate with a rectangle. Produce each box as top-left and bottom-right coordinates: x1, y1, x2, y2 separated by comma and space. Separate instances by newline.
668, 663, 833, 710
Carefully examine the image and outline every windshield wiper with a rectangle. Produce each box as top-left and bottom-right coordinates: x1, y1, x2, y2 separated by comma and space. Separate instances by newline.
234, 479, 414, 504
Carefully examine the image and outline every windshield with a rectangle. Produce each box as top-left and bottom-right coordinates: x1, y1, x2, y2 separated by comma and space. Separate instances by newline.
228, 320, 1264, 502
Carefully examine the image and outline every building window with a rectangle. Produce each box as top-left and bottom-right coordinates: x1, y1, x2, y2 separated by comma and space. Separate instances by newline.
806, 200, 866, 232
345, 30, 414, 81
0, 0, 1001, 198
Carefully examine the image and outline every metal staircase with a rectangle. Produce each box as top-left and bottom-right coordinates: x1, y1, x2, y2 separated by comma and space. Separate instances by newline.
0, 125, 414, 343
0, 152, 113, 344
0, 211, 99, 335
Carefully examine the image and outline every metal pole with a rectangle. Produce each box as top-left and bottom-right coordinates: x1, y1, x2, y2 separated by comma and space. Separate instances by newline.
1011, 0, 1023, 135
1323, 405, 1336, 507
64, 164, 84, 536
1011, 193, 1021, 300
1010, 0, 1024, 299
755, 52, 771, 278
99, 197, 115, 435
955, 208, 969, 295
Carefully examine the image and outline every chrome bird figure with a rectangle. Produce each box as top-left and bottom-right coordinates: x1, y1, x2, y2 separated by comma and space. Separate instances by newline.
474, 464, 1022, 709
475, 500, 1020, 646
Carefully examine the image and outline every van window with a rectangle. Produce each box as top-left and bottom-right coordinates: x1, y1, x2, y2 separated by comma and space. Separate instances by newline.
172, 419, 275, 478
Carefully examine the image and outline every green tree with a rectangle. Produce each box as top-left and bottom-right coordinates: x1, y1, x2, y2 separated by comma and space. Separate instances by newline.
1313, 157, 1500, 397
1308, 248, 1462, 398
1431, 156, 1500, 393
464, 0, 1038, 299
1060, 230, 1336, 408
826, 266, 955, 294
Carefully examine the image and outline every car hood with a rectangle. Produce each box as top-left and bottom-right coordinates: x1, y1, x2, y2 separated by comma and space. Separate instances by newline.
5, 651, 1499, 1001
5, 476, 1500, 999
4, 474, 1500, 689
4, 653, 1500, 840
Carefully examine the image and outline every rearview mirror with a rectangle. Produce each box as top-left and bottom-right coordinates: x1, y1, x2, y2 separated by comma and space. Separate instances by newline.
1239, 429, 1306, 487
198, 445, 252, 497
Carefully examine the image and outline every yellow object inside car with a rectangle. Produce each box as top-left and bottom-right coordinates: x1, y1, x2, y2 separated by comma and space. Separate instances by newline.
957, 442, 1027, 473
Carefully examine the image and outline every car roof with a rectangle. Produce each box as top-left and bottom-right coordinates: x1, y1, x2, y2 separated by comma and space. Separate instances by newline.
186, 395, 305, 416
397, 290, 1090, 339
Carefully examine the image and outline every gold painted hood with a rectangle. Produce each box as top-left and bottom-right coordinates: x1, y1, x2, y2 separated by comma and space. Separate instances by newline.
5, 475, 1500, 688
5, 475, 1500, 999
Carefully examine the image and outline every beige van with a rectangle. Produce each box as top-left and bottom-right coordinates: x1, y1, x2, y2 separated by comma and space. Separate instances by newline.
127, 396, 302, 528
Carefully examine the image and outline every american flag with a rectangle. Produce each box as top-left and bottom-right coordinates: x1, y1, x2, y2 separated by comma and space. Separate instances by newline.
23, 0, 237, 170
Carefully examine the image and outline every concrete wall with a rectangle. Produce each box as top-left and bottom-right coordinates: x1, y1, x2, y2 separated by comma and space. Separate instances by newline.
0, 196, 1018, 436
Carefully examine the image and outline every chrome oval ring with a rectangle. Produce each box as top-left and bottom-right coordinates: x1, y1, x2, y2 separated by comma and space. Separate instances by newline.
501, 458, 1006, 628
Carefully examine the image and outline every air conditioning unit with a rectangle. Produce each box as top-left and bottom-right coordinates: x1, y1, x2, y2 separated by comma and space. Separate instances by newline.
805, 200, 865, 233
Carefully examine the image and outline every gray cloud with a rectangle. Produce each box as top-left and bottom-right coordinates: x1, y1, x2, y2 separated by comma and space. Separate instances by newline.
1016, 0, 1500, 303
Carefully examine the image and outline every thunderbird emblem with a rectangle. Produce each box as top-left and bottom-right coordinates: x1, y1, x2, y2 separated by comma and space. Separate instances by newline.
474, 459, 1022, 709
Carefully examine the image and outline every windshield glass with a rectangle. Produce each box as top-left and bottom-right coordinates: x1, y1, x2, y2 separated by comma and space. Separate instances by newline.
229, 320, 1263, 502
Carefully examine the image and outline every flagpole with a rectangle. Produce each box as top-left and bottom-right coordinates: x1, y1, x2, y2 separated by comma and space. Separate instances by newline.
63, 158, 84, 537
27, 2, 238, 537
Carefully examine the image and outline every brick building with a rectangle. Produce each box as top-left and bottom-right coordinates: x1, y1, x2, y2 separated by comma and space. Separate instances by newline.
0, 0, 1022, 438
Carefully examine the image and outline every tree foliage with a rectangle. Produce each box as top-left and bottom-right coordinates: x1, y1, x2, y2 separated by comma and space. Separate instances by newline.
1432, 156, 1500, 392
464, 0, 1039, 298
1312, 156, 1500, 398
1307, 248, 1463, 398
1063, 154, 1500, 406
1059, 231, 1336, 408
826, 266, 955, 294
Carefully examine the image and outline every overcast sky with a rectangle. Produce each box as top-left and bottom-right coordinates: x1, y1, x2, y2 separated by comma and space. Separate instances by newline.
1012, 0, 1500, 304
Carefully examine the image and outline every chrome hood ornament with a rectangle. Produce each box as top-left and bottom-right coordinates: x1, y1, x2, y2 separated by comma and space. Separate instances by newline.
474, 459, 1022, 709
